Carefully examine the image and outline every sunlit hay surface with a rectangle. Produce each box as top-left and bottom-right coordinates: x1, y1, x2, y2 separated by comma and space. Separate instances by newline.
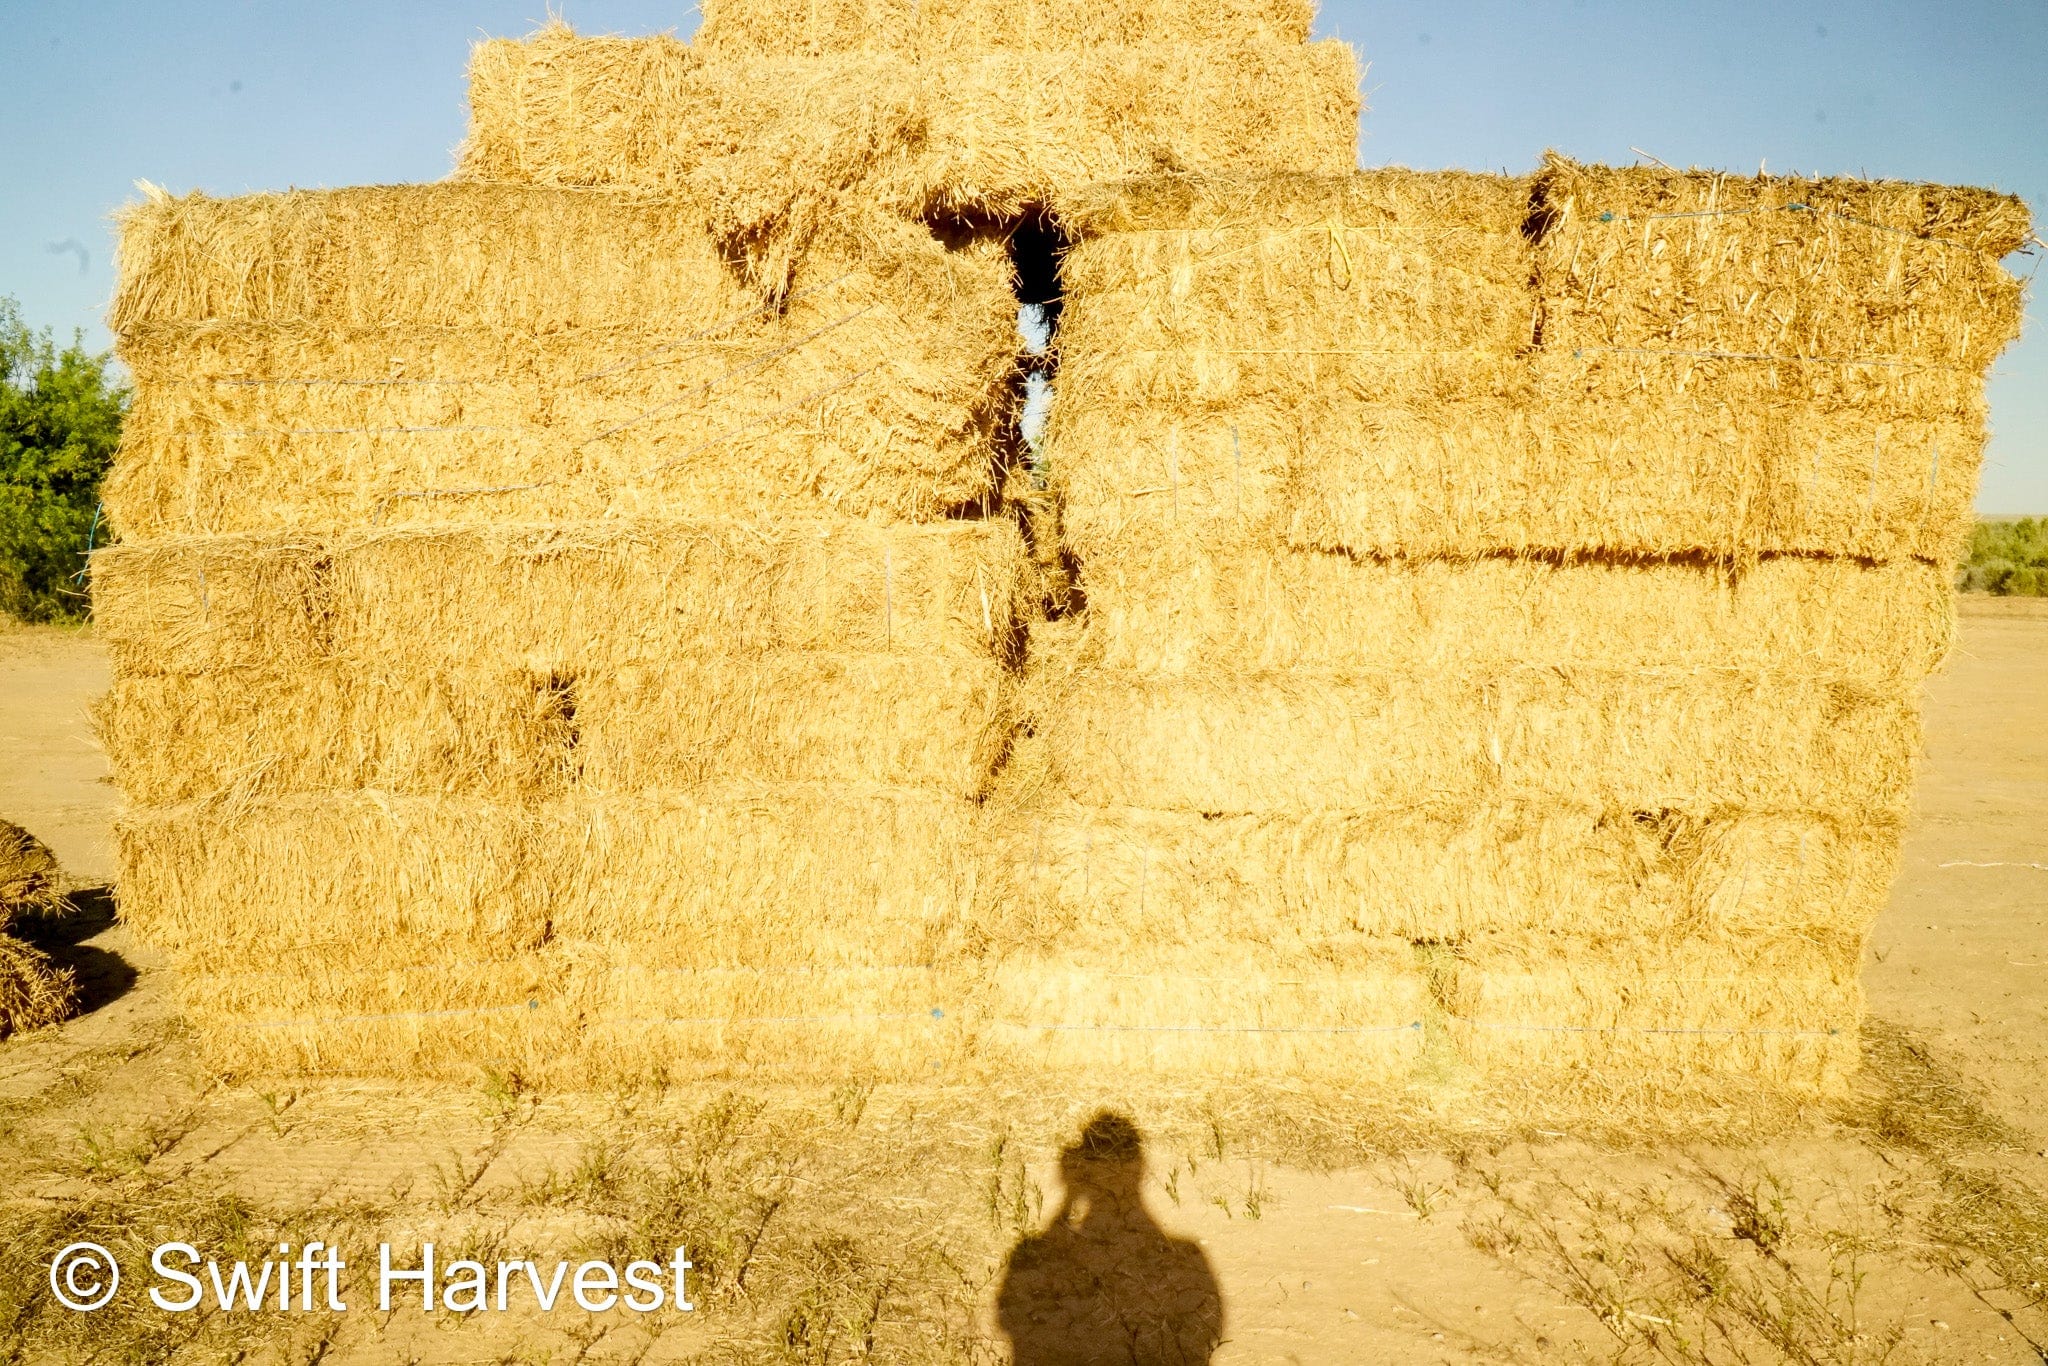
91, 519, 1031, 677
1025, 162, 2026, 1091
695, 0, 1317, 55
459, 23, 1360, 219
1048, 165, 2030, 565
106, 189, 1015, 539
977, 799, 1902, 947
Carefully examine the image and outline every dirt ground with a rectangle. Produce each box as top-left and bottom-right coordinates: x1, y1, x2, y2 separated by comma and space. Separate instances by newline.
0, 605, 2043, 1364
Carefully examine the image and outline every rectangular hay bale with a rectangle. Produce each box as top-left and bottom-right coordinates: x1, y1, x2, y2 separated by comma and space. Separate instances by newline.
1440, 932, 1864, 1094
458, 29, 1359, 217
106, 196, 1015, 534
1070, 548, 1952, 688
694, 0, 1317, 54
971, 946, 1428, 1081
982, 801, 1901, 947
1033, 670, 1919, 815
98, 652, 1016, 805
92, 518, 1029, 678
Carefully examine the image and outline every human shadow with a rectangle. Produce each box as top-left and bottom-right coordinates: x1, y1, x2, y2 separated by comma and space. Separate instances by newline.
10, 885, 135, 1017
997, 1111, 1224, 1365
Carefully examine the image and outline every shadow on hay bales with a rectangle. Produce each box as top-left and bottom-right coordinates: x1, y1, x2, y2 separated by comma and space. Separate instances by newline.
11, 886, 136, 1019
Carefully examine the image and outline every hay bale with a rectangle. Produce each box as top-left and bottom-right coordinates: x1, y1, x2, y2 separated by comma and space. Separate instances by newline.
116, 796, 550, 973
118, 786, 985, 975
1031, 670, 1918, 816
0, 936, 77, 1040
92, 519, 1029, 678
175, 958, 571, 1081
98, 651, 1016, 805
1066, 549, 1952, 689
1440, 932, 1863, 1094
1052, 397, 1986, 564
458, 27, 1359, 217
1530, 152, 2030, 377
971, 947, 1428, 1080
1048, 165, 2027, 563
1526, 153, 2029, 565
538, 787, 985, 969
982, 801, 1900, 947
1053, 169, 1533, 409
575, 960, 968, 1084
460, 24, 929, 296
0, 819, 63, 921
694, 0, 1317, 54
107, 192, 1015, 535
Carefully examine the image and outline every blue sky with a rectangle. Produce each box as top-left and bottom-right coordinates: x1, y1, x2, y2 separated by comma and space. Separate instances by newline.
3, 0, 2041, 508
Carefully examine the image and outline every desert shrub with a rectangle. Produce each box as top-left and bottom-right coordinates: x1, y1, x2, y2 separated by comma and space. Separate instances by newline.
1959, 516, 2048, 595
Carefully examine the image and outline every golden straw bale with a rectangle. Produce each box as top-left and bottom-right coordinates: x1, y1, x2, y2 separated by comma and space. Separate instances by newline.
0, 819, 64, 925
98, 651, 1015, 805
1441, 932, 1863, 1094
92, 519, 1028, 679
1054, 170, 1534, 409
114, 184, 737, 331
916, 42, 1360, 218
106, 223, 1015, 535
1069, 548, 1952, 688
460, 24, 930, 296
981, 800, 1900, 948
116, 796, 550, 973
573, 959, 968, 1084
176, 958, 572, 1082
118, 786, 985, 975
1049, 395, 1982, 564
969, 946, 1428, 1080
457, 29, 1358, 216
1531, 152, 2030, 376
0, 936, 76, 1039
1031, 670, 1918, 816
695, 0, 1316, 54
538, 786, 983, 968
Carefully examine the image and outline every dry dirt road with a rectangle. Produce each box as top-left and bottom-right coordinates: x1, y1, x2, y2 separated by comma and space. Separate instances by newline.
0, 605, 2043, 1364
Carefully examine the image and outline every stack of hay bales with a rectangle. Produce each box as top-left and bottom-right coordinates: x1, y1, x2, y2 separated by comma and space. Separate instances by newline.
0, 820, 76, 1039
93, 174, 1027, 1081
1016, 161, 2027, 1092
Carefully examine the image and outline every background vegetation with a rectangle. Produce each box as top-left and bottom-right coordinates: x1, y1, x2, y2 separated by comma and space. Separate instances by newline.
1961, 515, 2048, 595
0, 297, 127, 623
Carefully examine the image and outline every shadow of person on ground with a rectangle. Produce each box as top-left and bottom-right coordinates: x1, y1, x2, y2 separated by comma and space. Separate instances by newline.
11, 885, 135, 1017
997, 1110, 1224, 1365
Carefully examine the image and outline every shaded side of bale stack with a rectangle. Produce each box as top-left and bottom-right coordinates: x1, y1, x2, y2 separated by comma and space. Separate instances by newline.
1019, 163, 2027, 1094
99, 173, 1029, 1082
0, 821, 78, 1039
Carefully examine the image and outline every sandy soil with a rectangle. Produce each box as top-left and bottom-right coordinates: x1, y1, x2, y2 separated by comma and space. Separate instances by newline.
0, 605, 2042, 1363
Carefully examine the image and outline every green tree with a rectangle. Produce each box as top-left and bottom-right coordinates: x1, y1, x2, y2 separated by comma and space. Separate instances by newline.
0, 297, 127, 622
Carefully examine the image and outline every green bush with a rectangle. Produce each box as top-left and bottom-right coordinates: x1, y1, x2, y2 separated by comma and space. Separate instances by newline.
1959, 516, 2048, 596
0, 298, 127, 623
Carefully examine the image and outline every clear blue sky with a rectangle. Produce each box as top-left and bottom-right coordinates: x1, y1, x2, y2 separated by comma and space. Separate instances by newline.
3, 0, 2041, 509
